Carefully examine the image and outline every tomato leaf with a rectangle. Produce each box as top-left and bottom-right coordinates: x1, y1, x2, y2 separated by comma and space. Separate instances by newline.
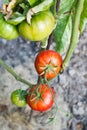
19, 3, 30, 15
53, 15, 72, 54
27, 0, 40, 7
80, 0, 87, 33
53, 0, 75, 54
58, 0, 75, 16
4, 0, 9, 4
6, 12, 25, 25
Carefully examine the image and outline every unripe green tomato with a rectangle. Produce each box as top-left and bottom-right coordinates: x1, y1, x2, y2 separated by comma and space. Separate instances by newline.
11, 89, 27, 107
18, 11, 55, 41
0, 13, 19, 40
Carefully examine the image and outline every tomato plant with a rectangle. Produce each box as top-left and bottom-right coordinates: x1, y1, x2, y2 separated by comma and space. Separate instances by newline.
18, 11, 55, 41
0, 13, 19, 40
11, 89, 27, 107
27, 84, 55, 111
0, 0, 86, 123
35, 50, 62, 80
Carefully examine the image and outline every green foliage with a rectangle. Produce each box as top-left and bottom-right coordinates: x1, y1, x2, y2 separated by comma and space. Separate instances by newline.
4, 0, 9, 4
53, 14, 72, 54
6, 12, 25, 25
27, 0, 42, 7
80, 0, 87, 33
53, 0, 75, 54
58, 0, 75, 16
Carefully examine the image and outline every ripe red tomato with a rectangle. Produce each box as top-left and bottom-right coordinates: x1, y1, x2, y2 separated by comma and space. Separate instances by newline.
34, 50, 62, 80
27, 84, 55, 111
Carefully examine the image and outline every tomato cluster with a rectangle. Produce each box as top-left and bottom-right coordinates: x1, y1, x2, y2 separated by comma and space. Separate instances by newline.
0, 0, 55, 41
11, 50, 62, 111
11, 84, 55, 111
0, 0, 62, 112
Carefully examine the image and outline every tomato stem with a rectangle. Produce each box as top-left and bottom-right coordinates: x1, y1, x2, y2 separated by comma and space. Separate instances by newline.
63, 0, 85, 69
54, 0, 60, 17
41, 37, 48, 50
0, 59, 33, 87
48, 100, 72, 124
46, 33, 53, 50
46, 0, 61, 50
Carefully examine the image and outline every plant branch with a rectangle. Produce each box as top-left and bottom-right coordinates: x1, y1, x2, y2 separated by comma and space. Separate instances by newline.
46, 33, 53, 50
46, 0, 61, 50
40, 37, 48, 50
54, 0, 60, 17
56, 0, 60, 14
0, 59, 33, 87
63, 0, 85, 69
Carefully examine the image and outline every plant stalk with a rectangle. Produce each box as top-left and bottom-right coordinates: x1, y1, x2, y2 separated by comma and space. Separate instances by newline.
63, 0, 85, 69
46, 0, 61, 50
0, 59, 33, 87
40, 37, 48, 50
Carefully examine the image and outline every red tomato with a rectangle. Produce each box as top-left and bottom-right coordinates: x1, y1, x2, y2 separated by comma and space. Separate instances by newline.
27, 84, 55, 111
34, 50, 62, 80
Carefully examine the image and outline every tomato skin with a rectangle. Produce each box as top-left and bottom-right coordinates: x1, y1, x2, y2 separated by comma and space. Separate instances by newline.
18, 11, 55, 41
0, 13, 19, 40
35, 50, 62, 80
11, 89, 27, 107
27, 84, 55, 111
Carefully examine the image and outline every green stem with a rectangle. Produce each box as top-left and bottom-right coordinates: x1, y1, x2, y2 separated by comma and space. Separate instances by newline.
40, 37, 48, 50
0, 59, 33, 87
63, 0, 84, 69
54, 0, 60, 17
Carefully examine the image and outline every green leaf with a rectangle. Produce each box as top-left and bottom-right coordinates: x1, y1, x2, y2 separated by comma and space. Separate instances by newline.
53, 15, 72, 54
6, 12, 25, 25
30, 0, 54, 13
80, 0, 87, 33
53, 0, 75, 54
4, 0, 9, 4
58, 0, 75, 16
19, 3, 30, 15
27, 0, 42, 7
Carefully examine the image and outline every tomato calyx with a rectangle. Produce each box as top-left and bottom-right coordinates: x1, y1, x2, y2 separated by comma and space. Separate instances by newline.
40, 62, 59, 78
28, 84, 44, 101
18, 89, 28, 99
27, 9, 35, 24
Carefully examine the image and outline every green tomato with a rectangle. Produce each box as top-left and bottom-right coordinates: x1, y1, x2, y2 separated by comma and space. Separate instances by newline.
0, 13, 19, 40
18, 11, 55, 41
11, 89, 27, 107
